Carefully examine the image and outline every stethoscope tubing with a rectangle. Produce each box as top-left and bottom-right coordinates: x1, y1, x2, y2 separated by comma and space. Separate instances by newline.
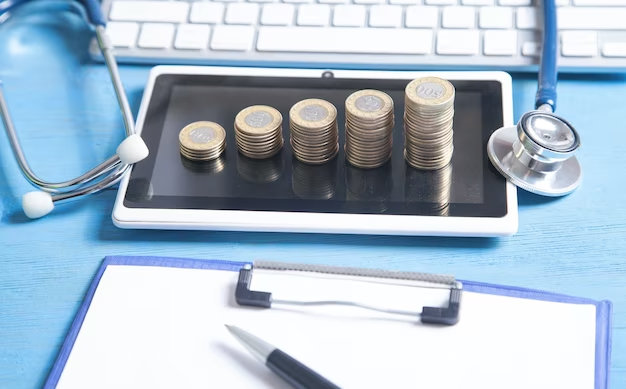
0, 1, 136, 203
535, 0, 558, 112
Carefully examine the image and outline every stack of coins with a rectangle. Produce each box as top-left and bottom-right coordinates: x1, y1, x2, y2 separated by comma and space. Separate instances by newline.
289, 99, 339, 164
178, 121, 226, 161
344, 90, 394, 169
404, 77, 455, 170
292, 158, 337, 200
234, 105, 284, 159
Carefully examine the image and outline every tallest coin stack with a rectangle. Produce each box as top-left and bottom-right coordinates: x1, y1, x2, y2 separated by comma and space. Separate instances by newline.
404, 77, 456, 170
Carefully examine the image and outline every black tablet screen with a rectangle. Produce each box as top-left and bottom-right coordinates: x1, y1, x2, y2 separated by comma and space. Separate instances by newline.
125, 74, 507, 217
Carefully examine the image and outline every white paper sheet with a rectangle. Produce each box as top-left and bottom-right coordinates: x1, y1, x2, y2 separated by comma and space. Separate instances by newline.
56, 264, 597, 389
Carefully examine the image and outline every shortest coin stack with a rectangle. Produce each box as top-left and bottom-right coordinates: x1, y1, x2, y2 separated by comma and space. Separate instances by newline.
234, 105, 284, 159
289, 99, 339, 164
179, 121, 226, 161
344, 90, 395, 169
404, 77, 455, 170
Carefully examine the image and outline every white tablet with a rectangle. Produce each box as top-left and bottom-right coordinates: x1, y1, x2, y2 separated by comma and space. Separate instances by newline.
112, 66, 517, 237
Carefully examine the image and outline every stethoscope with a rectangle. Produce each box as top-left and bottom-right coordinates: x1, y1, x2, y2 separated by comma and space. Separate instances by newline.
0, 0, 148, 219
0, 0, 579, 222
487, 0, 582, 197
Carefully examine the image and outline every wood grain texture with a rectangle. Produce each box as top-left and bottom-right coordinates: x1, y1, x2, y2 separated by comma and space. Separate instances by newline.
1, 9, 625, 389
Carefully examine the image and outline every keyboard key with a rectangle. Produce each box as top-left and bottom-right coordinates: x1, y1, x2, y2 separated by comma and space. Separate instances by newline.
561, 31, 598, 57
405, 6, 438, 28
389, 0, 420, 4
354, 0, 385, 4
516, 7, 539, 29
498, 0, 530, 5
174, 24, 211, 50
248, 0, 275, 3
442, 6, 476, 29
574, 0, 626, 5
225, 3, 259, 24
261, 4, 294, 25
106, 22, 139, 48
462, 0, 494, 4
283, 0, 312, 3
318, 0, 348, 3
479, 6, 512, 29
297, 5, 330, 26
602, 42, 626, 57
425, 0, 456, 4
190, 2, 224, 24
211, 25, 255, 50
138, 23, 175, 49
558, 8, 626, 30
109, 1, 189, 23
522, 41, 540, 56
333, 5, 366, 27
257, 27, 433, 54
483, 30, 517, 55
437, 29, 479, 54
369, 5, 403, 28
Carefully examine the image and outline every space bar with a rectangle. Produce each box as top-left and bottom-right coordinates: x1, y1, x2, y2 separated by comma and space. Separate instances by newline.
257, 27, 433, 55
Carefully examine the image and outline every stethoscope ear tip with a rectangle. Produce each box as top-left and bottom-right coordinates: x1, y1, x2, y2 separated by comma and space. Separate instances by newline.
117, 134, 149, 165
22, 191, 54, 219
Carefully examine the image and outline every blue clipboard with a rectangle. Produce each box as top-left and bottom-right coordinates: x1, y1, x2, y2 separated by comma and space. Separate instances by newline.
43, 255, 613, 389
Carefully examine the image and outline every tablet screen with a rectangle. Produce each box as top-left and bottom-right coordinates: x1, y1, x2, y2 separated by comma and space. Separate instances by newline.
125, 74, 507, 217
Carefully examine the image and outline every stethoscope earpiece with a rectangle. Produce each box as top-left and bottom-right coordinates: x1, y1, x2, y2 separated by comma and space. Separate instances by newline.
487, 110, 582, 197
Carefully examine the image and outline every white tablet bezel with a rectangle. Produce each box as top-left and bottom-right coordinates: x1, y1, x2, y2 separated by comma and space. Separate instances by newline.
112, 66, 517, 237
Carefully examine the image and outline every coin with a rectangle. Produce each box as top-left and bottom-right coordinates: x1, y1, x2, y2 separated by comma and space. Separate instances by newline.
344, 90, 394, 169
289, 99, 339, 164
234, 105, 284, 159
404, 77, 456, 170
179, 121, 227, 161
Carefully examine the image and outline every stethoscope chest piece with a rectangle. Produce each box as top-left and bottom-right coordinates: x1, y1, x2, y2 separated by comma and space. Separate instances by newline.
487, 110, 582, 197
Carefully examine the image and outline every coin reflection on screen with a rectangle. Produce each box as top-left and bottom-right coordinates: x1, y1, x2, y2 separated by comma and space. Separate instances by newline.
236, 151, 284, 184
292, 157, 337, 200
345, 161, 393, 212
404, 162, 452, 216
180, 154, 226, 174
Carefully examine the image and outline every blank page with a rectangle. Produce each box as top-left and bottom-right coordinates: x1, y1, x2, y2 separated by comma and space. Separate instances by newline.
56, 264, 597, 389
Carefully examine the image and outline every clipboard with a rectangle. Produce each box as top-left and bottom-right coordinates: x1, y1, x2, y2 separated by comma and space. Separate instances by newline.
44, 255, 612, 389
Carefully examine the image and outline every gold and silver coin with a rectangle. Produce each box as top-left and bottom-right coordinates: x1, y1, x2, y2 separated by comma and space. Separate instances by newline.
234, 105, 284, 159
404, 77, 456, 170
289, 99, 339, 165
178, 121, 226, 161
344, 90, 394, 169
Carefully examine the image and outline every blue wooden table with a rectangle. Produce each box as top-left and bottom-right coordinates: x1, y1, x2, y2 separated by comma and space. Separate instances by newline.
1, 8, 625, 389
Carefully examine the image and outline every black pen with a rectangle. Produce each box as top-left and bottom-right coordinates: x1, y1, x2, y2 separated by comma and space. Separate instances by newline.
225, 324, 341, 389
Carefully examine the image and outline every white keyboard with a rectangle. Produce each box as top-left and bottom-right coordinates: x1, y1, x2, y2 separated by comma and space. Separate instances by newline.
92, 0, 626, 72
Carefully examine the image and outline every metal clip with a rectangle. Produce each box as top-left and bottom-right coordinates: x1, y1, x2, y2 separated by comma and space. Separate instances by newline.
235, 262, 462, 326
